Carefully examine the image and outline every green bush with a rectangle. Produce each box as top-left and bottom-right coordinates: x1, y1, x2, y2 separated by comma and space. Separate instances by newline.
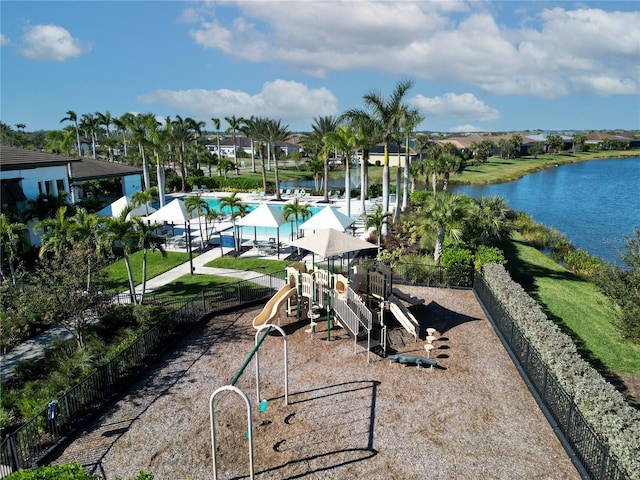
473, 245, 506, 271
6, 463, 94, 479
6, 463, 155, 480
441, 246, 473, 287
483, 264, 640, 479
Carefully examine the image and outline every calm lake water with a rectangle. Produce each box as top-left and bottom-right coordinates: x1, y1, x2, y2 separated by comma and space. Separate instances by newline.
450, 157, 640, 264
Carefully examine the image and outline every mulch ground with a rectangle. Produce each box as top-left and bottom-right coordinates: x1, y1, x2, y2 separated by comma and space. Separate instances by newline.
51, 286, 580, 480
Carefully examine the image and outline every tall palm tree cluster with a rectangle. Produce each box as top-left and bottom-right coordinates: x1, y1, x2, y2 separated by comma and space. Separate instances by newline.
42, 80, 511, 267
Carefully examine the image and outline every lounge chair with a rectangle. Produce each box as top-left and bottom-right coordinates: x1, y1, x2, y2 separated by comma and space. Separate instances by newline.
285, 188, 293, 197
199, 185, 209, 192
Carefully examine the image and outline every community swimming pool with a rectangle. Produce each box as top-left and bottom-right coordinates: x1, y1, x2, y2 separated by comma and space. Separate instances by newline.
206, 198, 327, 241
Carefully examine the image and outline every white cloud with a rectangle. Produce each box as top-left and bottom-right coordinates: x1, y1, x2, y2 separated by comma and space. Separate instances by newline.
137, 80, 339, 127
19, 24, 89, 61
185, 2, 639, 98
0, 33, 10, 46
449, 124, 484, 133
411, 93, 500, 122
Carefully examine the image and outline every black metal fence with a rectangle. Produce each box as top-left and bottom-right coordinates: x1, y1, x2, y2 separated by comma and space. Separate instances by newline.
0, 271, 285, 475
473, 273, 627, 480
353, 258, 475, 288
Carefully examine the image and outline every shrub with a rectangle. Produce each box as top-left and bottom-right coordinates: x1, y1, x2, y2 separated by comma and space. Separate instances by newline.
6, 463, 155, 480
473, 245, 506, 271
482, 264, 640, 478
6, 463, 94, 479
440, 246, 473, 287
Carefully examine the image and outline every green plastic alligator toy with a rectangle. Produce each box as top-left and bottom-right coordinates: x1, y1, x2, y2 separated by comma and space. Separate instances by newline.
387, 353, 437, 368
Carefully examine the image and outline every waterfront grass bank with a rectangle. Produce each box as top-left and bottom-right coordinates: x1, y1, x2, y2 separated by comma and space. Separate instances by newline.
501, 232, 640, 383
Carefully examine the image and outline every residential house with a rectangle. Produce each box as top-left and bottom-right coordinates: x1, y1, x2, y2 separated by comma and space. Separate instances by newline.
1, 145, 142, 245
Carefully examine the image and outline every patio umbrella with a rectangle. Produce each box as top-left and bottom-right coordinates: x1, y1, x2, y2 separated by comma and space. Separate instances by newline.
289, 228, 377, 341
299, 206, 354, 233
289, 228, 377, 258
145, 198, 195, 274
236, 203, 287, 258
96, 195, 156, 220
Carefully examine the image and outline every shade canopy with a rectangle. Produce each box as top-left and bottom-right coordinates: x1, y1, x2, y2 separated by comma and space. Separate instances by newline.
145, 198, 190, 224
299, 206, 354, 232
289, 228, 377, 258
96, 195, 156, 220
236, 202, 286, 228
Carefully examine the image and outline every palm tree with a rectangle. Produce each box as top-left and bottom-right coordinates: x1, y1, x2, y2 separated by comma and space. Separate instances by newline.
423, 144, 443, 194
68, 208, 110, 291
239, 116, 257, 173
130, 187, 158, 216
399, 107, 424, 213
106, 208, 138, 303
210, 117, 221, 176
303, 116, 339, 202
352, 80, 414, 234
60, 110, 81, 155
0, 213, 26, 284
219, 192, 247, 251
305, 157, 324, 192
341, 111, 380, 215
45, 128, 76, 155
322, 124, 357, 216
265, 118, 291, 201
366, 205, 393, 251
440, 152, 462, 192
282, 198, 312, 241
466, 195, 514, 246
171, 116, 197, 191
35, 206, 74, 259
129, 217, 166, 302
421, 193, 470, 265
224, 115, 245, 175
80, 113, 99, 158
244, 116, 269, 193
96, 111, 114, 161
184, 194, 211, 244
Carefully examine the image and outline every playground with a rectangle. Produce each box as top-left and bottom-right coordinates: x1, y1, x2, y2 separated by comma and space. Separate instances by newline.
51, 284, 580, 479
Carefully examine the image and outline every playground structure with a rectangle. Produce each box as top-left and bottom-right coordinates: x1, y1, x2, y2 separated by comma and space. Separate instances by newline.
213, 262, 436, 479
251, 260, 428, 360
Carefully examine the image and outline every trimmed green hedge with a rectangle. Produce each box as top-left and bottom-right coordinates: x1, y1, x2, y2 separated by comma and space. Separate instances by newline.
483, 264, 640, 479
187, 176, 271, 193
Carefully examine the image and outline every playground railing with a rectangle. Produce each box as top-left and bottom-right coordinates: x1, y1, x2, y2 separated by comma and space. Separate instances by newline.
473, 273, 627, 480
0, 270, 286, 475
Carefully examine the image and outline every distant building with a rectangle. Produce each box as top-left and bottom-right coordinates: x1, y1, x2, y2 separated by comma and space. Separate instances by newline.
1, 145, 142, 245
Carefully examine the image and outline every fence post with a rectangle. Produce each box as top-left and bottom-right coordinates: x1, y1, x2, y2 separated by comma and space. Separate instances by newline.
8, 435, 21, 472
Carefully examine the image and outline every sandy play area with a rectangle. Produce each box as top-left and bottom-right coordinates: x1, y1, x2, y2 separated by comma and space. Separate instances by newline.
51, 286, 579, 479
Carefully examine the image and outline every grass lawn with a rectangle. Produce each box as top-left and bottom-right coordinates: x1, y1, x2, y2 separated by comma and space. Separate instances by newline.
105, 250, 192, 291
149, 257, 292, 299
502, 232, 640, 378
451, 150, 638, 185
231, 150, 637, 189
150, 273, 243, 298
205, 256, 292, 273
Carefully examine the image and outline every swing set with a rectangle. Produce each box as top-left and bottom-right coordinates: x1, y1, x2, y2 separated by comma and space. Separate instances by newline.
209, 323, 289, 480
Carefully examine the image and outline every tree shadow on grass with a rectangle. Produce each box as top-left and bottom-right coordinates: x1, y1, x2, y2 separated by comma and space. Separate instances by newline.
500, 238, 639, 407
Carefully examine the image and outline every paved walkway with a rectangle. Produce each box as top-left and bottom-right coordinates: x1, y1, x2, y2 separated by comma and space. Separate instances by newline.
0, 244, 281, 383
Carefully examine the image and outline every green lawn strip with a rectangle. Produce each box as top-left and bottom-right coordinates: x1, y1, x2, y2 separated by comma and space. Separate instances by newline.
451, 150, 637, 185
205, 256, 292, 273
105, 250, 192, 291
150, 273, 243, 299
503, 233, 640, 377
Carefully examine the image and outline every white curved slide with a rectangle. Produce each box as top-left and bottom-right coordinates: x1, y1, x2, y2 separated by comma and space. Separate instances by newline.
387, 295, 419, 341
252, 285, 297, 329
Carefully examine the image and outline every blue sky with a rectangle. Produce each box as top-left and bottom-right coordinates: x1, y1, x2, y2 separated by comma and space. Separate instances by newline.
1, 1, 639, 134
